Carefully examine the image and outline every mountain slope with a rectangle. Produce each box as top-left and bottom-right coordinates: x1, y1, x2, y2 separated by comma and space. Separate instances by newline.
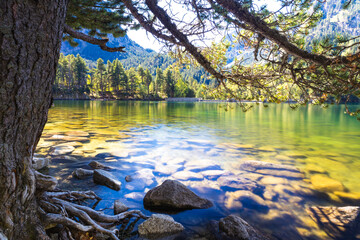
61, 34, 156, 62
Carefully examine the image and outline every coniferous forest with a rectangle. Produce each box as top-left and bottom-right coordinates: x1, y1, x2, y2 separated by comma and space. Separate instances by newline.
54, 53, 216, 100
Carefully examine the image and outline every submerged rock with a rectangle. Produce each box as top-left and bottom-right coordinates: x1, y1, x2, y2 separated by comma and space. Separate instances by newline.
64, 131, 89, 137
72, 168, 94, 179
32, 157, 50, 170
304, 164, 327, 174
114, 200, 129, 214
125, 175, 132, 182
50, 145, 75, 156
310, 174, 345, 192
93, 170, 121, 191
125, 169, 155, 192
334, 191, 360, 202
217, 175, 261, 192
308, 206, 360, 239
89, 161, 112, 170
239, 160, 304, 179
225, 190, 268, 210
172, 171, 204, 181
138, 214, 184, 238
143, 180, 213, 211
240, 160, 299, 172
219, 215, 269, 240
62, 136, 89, 142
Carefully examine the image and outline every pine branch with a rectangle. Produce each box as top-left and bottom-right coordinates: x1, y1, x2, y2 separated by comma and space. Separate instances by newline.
214, 0, 357, 66
63, 24, 125, 52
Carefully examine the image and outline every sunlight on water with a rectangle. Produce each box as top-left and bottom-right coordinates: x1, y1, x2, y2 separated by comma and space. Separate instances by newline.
37, 100, 360, 239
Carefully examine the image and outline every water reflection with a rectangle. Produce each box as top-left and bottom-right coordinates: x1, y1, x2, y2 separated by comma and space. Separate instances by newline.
37, 101, 360, 239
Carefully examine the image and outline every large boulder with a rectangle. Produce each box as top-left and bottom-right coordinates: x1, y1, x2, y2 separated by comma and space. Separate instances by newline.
93, 170, 121, 191
138, 214, 184, 238
219, 215, 269, 240
308, 206, 360, 239
143, 180, 213, 211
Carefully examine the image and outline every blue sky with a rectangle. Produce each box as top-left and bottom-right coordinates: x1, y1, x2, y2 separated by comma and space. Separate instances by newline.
127, 0, 280, 51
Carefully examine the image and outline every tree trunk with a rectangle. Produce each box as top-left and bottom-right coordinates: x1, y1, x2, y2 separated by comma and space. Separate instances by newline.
0, 0, 68, 239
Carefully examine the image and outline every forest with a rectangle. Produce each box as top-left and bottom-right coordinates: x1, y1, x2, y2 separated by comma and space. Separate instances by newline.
54, 53, 216, 100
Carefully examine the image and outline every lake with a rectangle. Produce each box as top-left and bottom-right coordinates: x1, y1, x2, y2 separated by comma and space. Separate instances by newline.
36, 100, 360, 239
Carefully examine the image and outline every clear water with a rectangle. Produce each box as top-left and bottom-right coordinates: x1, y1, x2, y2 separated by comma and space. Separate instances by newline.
37, 100, 360, 239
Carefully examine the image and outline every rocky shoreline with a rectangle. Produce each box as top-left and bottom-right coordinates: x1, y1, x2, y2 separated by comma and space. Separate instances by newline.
33, 147, 360, 239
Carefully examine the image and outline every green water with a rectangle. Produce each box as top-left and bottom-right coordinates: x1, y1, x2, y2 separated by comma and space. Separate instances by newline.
37, 100, 360, 239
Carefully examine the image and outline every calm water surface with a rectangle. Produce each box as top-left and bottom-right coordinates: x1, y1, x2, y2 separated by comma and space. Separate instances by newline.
37, 100, 360, 239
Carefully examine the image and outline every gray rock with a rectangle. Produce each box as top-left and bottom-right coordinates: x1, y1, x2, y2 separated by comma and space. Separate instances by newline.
114, 200, 129, 214
93, 169, 121, 191
35, 171, 58, 191
32, 157, 50, 170
307, 206, 360, 239
219, 215, 269, 240
138, 214, 184, 238
143, 180, 213, 211
72, 168, 94, 179
89, 161, 112, 170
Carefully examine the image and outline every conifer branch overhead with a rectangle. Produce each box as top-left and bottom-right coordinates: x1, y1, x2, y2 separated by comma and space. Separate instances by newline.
63, 24, 126, 52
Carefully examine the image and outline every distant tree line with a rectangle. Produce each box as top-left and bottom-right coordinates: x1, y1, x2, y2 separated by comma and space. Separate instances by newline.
54, 53, 214, 99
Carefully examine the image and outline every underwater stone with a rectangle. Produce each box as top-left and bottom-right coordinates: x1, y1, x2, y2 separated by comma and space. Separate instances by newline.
310, 175, 345, 193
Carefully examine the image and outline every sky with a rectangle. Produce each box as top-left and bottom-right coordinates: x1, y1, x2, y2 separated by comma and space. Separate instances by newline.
127, 0, 281, 52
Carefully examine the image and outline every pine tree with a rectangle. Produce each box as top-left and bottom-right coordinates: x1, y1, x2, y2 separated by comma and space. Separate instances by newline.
73, 54, 88, 88
164, 68, 175, 98
118, 61, 128, 93
111, 59, 121, 91
144, 68, 153, 97
96, 58, 106, 93
155, 68, 165, 96
138, 65, 145, 84
127, 67, 138, 97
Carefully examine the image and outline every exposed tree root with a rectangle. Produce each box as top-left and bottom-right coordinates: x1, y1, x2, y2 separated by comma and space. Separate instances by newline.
37, 185, 148, 240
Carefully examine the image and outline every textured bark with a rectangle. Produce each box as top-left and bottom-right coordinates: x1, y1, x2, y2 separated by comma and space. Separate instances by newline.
0, 0, 68, 239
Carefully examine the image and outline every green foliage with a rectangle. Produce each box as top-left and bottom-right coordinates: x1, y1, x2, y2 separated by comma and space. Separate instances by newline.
55, 54, 204, 100
65, 0, 134, 44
